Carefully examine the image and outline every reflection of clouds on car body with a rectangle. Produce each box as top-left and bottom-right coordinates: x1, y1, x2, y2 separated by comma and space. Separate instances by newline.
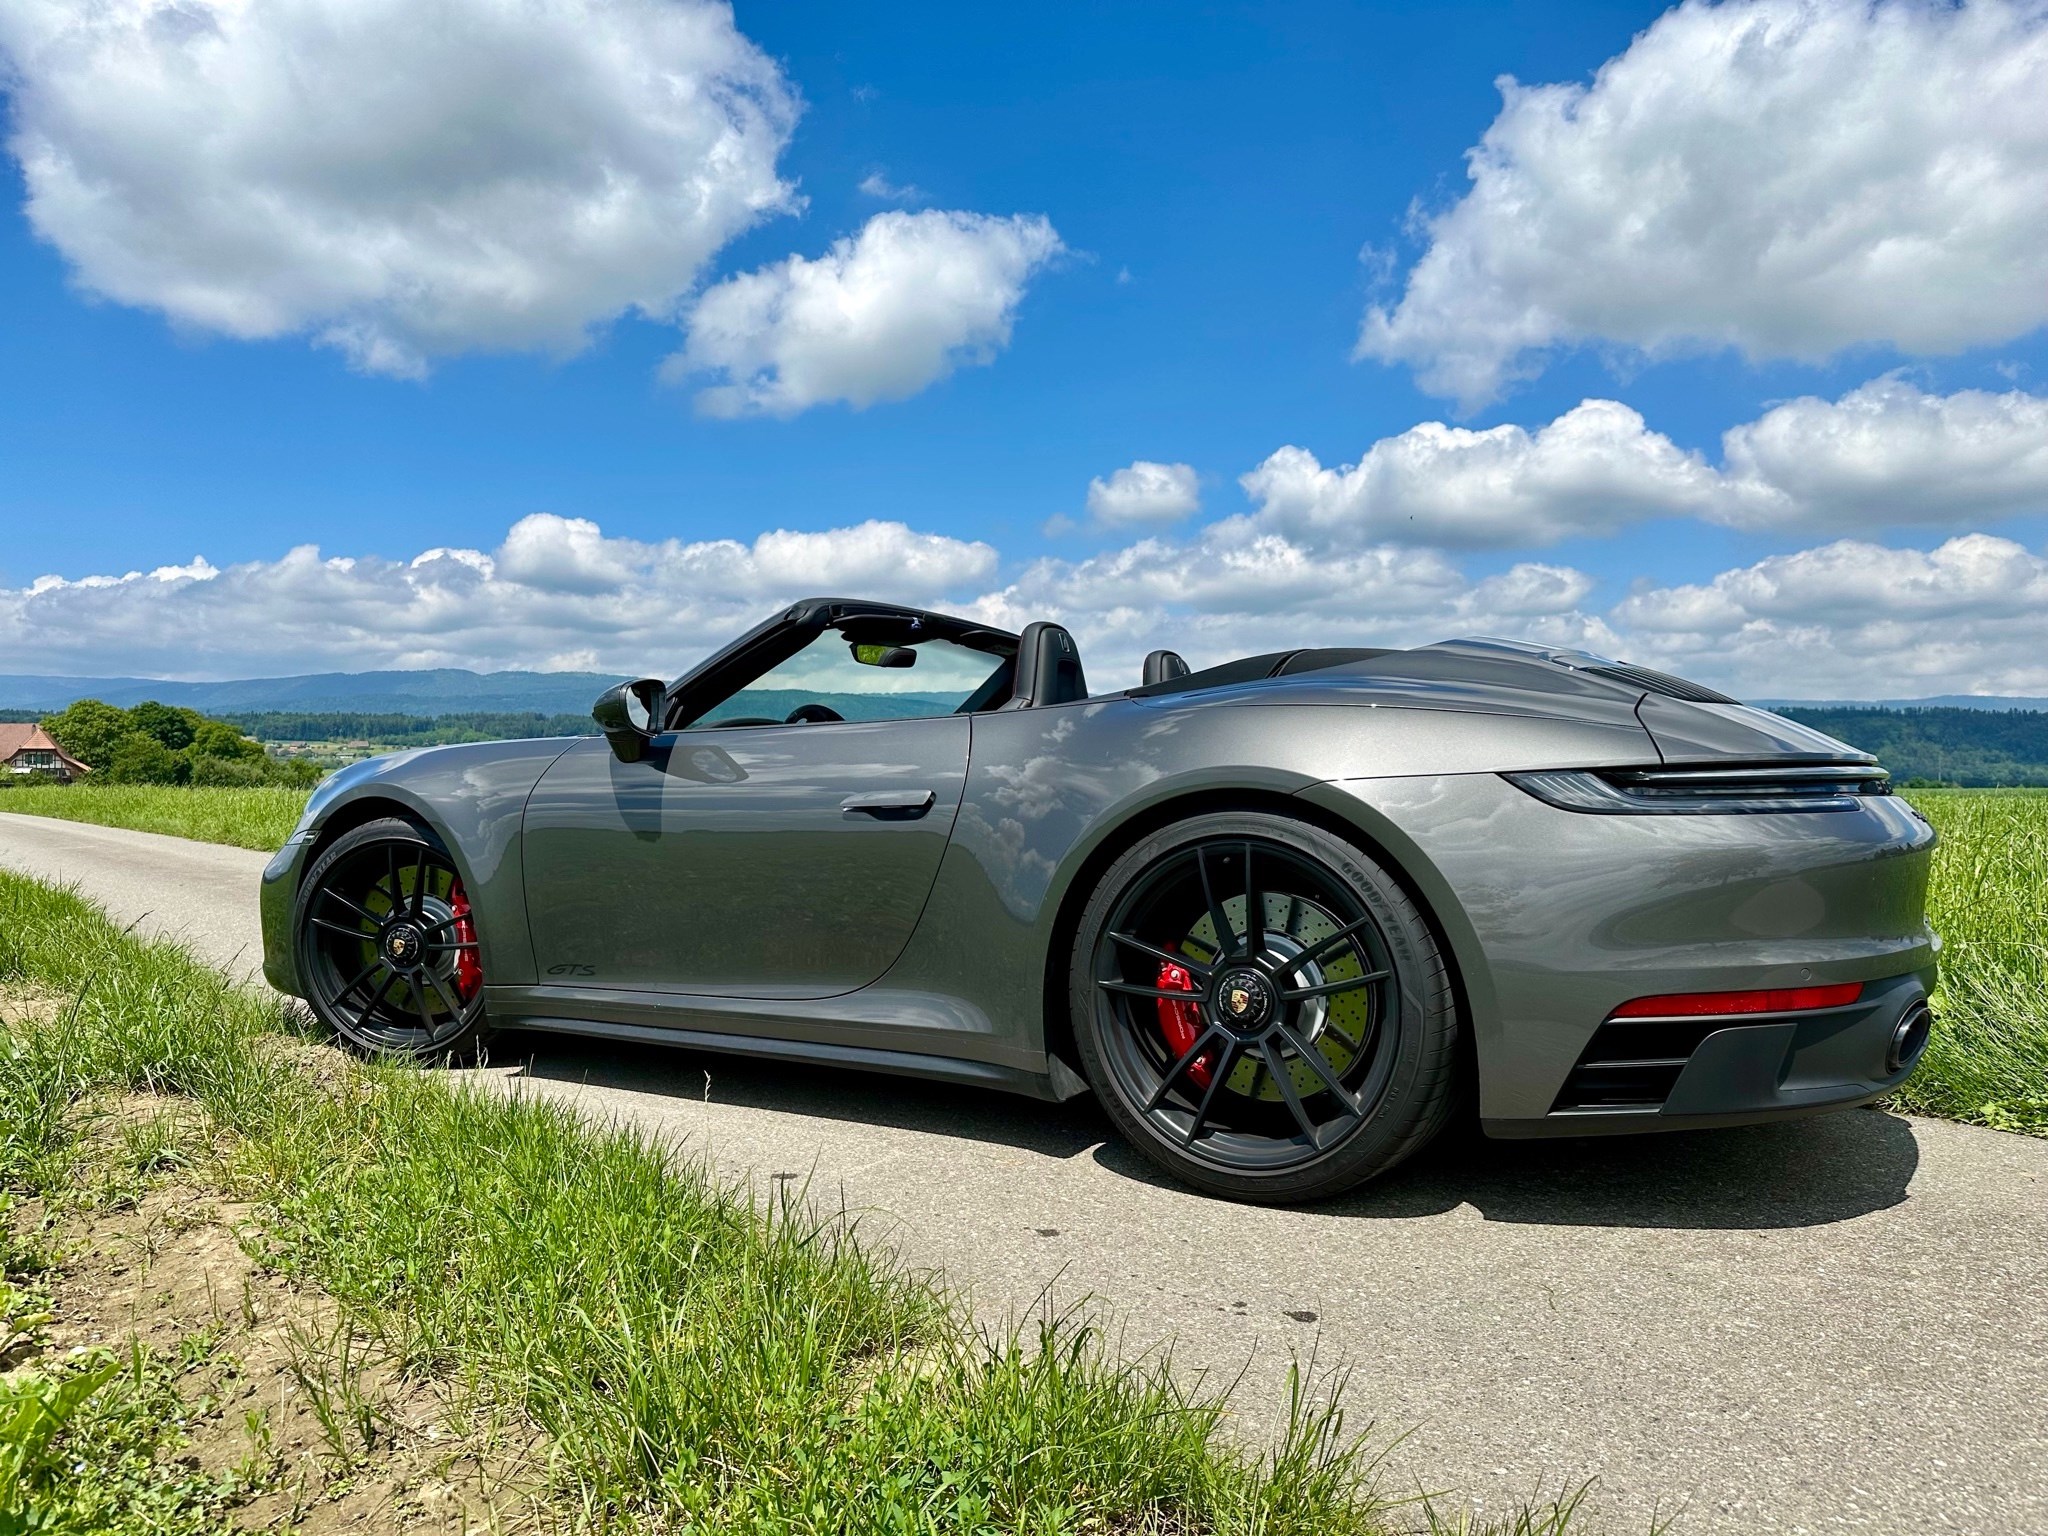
674, 746, 747, 786
947, 804, 1060, 921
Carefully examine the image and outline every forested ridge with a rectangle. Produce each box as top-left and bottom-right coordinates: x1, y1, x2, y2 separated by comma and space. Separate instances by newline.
1772, 708, 2048, 786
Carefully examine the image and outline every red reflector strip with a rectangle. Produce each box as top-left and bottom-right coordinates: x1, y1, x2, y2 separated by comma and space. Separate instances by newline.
1609, 982, 1864, 1019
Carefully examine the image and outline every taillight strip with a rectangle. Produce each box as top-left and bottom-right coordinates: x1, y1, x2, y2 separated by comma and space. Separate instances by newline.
1608, 982, 1863, 1020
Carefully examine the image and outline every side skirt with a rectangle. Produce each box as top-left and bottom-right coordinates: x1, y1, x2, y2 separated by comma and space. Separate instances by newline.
489, 1005, 1075, 1104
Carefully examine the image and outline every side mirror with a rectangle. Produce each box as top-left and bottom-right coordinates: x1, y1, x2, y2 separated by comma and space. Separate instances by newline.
592, 678, 667, 763
850, 643, 916, 669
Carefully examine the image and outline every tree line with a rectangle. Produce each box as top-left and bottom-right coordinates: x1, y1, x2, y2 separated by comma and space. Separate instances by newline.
1773, 707, 2048, 787
23, 699, 324, 788
215, 710, 596, 745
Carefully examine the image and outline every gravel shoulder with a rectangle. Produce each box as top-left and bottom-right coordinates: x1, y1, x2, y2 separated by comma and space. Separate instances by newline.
4, 809, 2044, 1535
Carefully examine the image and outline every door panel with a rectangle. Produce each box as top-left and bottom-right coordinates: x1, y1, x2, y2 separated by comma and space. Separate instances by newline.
520, 718, 968, 999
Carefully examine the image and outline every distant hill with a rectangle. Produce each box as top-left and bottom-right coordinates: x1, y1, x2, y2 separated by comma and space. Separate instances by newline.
1759, 695, 2048, 711
0, 668, 627, 716
1771, 706, 2048, 787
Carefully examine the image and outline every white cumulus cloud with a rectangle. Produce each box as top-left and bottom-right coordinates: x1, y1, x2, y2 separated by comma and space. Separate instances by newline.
1084, 461, 1201, 526
1240, 400, 1720, 548
1717, 376, 2048, 532
0, 0, 800, 376
0, 515, 996, 678
1238, 379, 2048, 547
1007, 528, 2048, 699
16, 510, 2048, 698
1359, 0, 2048, 406
962, 527, 1595, 686
1609, 533, 2048, 697
672, 210, 1064, 417
1616, 532, 2048, 634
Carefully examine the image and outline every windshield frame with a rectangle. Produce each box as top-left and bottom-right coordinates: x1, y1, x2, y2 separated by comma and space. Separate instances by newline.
660, 599, 1018, 731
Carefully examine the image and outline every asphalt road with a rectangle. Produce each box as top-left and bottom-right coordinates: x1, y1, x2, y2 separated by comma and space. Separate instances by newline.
3, 809, 2044, 1535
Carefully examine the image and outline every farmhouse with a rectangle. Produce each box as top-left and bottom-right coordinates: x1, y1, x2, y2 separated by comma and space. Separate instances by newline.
0, 723, 91, 782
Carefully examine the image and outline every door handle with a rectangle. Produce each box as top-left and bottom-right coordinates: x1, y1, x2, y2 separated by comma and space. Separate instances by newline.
841, 790, 936, 818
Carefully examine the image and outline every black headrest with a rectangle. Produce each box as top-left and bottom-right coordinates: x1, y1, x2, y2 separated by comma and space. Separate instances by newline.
1141, 649, 1190, 686
1006, 621, 1089, 707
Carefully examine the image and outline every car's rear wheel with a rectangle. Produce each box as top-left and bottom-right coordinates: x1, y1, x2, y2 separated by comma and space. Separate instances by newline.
293, 817, 489, 1059
1069, 812, 1459, 1203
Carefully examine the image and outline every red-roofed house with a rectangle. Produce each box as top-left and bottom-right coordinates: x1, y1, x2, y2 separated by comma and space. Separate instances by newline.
0, 724, 91, 782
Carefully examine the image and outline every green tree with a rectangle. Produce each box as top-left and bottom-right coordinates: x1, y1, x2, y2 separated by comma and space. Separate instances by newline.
102, 732, 185, 785
127, 700, 205, 751
38, 699, 132, 772
186, 754, 271, 788
187, 720, 264, 763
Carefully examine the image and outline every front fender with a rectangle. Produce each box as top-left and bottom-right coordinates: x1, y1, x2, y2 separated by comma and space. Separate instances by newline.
260, 738, 578, 995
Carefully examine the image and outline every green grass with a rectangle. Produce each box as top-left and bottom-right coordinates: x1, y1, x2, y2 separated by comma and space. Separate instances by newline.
0, 870, 1584, 1534
0, 1317, 264, 1536
1896, 790, 2048, 1135
0, 784, 309, 851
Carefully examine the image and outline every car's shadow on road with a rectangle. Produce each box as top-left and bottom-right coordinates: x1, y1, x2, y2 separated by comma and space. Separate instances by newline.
1094, 1109, 1923, 1230
492, 1029, 1110, 1160
1310, 1109, 1919, 1231
493, 1031, 1920, 1233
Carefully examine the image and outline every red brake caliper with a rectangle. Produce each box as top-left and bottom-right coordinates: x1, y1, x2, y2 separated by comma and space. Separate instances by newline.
1155, 959, 1212, 1089
449, 878, 483, 1000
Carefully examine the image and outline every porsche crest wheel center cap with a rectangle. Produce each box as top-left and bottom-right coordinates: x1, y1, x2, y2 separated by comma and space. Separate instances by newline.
383, 924, 424, 968
1213, 968, 1274, 1034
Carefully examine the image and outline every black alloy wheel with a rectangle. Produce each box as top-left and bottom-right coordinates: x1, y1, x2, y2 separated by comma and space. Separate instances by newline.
293, 817, 489, 1058
1070, 811, 1460, 1203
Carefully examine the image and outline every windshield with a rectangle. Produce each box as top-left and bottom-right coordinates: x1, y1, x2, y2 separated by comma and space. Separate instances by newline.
690, 628, 1011, 727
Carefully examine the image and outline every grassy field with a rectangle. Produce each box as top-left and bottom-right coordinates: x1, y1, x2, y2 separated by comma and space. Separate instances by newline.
0, 868, 1582, 1534
1894, 790, 2048, 1134
1, 780, 2040, 1136
0, 783, 309, 851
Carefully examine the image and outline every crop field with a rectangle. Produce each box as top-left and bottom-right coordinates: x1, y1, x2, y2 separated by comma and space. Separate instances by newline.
0, 781, 2041, 1136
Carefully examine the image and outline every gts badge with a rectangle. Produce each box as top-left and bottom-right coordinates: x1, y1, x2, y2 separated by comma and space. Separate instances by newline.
546, 963, 597, 977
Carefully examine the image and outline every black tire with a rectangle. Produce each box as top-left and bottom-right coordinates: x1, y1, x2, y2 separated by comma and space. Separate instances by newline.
1068, 811, 1460, 1204
292, 817, 490, 1061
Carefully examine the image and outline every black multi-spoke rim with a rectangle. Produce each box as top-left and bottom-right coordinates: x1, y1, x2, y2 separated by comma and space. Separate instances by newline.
299, 838, 482, 1052
1093, 837, 1400, 1172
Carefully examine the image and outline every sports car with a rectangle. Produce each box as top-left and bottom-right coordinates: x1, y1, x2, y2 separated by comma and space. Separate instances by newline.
259, 597, 1937, 1203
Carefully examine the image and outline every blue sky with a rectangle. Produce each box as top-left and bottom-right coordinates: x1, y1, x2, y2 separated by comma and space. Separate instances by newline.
2, 0, 2046, 696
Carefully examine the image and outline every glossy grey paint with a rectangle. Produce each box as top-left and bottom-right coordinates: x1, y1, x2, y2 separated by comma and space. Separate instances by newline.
258, 633, 1939, 1135
1634, 692, 1873, 762
1304, 773, 1936, 1121
261, 735, 579, 996
881, 691, 1660, 1071
520, 720, 968, 996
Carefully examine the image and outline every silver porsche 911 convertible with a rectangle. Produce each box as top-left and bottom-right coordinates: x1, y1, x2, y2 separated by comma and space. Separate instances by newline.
260, 598, 1937, 1203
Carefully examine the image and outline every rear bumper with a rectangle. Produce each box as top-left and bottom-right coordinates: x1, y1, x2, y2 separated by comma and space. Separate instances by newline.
1314, 773, 1939, 1132
1482, 968, 1935, 1138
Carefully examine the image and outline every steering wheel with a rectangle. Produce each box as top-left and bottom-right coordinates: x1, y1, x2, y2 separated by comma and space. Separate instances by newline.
785, 703, 845, 725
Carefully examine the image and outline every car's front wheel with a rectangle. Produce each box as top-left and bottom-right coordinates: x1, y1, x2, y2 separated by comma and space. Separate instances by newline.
1069, 811, 1460, 1204
293, 817, 489, 1059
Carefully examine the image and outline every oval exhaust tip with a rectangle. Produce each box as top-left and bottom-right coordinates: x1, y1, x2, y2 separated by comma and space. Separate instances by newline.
1887, 1003, 1932, 1075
